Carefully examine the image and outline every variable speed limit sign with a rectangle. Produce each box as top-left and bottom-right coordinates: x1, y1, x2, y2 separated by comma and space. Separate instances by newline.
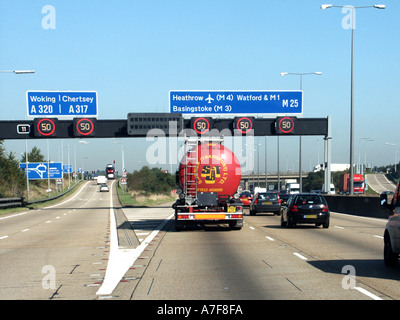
33, 118, 58, 137
191, 117, 213, 135
275, 116, 296, 134
73, 118, 96, 137
234, 117, 254, 134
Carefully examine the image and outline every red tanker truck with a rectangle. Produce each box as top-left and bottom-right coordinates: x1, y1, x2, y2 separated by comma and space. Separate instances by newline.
172, 138, 243, 231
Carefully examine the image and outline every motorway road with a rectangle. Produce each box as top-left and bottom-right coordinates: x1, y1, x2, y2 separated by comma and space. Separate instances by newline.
2, 180, 400, 300
122, 209, 400, 300
366, 173, 396, 193
0, 180, 113, 299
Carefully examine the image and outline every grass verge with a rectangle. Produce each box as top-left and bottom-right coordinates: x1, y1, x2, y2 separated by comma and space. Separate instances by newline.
116, 183, 176, 207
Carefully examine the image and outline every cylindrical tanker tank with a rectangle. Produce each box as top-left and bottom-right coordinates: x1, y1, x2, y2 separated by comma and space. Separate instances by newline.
178, 142, 241, 198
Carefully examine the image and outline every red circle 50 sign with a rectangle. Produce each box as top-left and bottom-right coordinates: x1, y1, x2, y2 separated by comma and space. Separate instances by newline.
276, 117, 296, 134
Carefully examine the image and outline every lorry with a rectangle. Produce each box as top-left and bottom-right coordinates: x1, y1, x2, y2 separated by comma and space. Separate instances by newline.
313, 163, 350, 172
172, 138, 243, 231
106, 164, 115, 179
285, 179, 300, 194
339, 173, 365, 194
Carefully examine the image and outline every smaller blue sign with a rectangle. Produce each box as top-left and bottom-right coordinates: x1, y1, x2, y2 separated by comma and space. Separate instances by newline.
63, 164, 72, 173
26, 91, 98, 117
20, 162, 63, 180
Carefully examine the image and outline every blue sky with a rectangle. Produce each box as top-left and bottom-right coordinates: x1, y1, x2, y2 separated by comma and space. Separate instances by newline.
0, 0, 398, 175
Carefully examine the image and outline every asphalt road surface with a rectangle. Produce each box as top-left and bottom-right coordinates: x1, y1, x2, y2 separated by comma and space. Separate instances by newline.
366, 173, 396, 193
0, 180, 112, 299
1, 181, 400, 301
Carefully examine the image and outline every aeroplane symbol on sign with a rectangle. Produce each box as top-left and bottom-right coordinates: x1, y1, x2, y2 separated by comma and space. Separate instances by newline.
205, 94, 214, 104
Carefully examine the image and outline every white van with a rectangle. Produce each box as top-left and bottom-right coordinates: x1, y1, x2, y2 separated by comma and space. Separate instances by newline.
97, 175, 107, 185
322, 183, 335, 194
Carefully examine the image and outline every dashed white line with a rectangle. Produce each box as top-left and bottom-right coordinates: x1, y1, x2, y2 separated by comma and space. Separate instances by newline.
334, 226, 344, 229
21, 229, 30, 232
249, 226, 255, 230
293, 252, 307, 260
0, 236, 9, 240
266, 236, 275, 241
354, 286, 382, 300
374, 235, 384, 239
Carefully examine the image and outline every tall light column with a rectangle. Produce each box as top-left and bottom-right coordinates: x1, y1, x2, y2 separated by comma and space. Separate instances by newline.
1, 69, 35, 200
321, 4, 385, 195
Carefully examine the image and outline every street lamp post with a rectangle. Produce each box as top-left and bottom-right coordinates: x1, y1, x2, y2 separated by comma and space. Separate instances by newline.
385, 143, 398, 173
280, 72, 322, 192
1, 69, 35, 200
321, 4, 385, 195
0, 70, 35, 74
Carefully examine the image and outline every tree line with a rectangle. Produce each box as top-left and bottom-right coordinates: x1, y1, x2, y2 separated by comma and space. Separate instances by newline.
126, 166, 176, 195
0, 141, 49, 198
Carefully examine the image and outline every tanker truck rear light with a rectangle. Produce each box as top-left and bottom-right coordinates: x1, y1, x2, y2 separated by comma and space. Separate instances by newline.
177, 214, 195, 220
231, 214, 242, 219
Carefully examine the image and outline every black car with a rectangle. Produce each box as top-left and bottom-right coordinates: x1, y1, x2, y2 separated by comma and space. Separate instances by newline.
279, 191, 291, 207
250, 192, 281, 216
281, 193, 330, 228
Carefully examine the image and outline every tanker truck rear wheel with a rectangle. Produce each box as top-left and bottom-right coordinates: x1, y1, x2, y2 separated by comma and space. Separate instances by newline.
229, 219, 243, 230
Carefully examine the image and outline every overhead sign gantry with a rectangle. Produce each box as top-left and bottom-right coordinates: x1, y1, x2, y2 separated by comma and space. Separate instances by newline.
0, 114, 329, 139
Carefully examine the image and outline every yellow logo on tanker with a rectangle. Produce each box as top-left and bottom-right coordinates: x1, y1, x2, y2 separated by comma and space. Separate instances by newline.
197, 154, 228, 187
200, 165, 221, 184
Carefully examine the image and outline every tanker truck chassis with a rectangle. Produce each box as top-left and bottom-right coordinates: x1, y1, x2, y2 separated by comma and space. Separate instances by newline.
172, 137, 243, 231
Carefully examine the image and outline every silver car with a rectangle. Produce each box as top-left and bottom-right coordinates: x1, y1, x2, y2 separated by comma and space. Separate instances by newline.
99, 183, 109, 192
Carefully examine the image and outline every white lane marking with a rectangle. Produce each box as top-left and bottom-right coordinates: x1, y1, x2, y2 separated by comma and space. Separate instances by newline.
249, 226, 255, 230
354, 286, 382, 300
266, 236, 275, 241
374, 235, 384, 239
41, 181, 91, 210
293, 252, 307, 260
334, 226, 344, 229
0, 236, 9, 240
21, 229, 30, 232
96, 180, 173, 296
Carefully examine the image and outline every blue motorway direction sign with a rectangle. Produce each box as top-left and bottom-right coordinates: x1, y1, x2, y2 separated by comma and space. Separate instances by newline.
63, 164, 72, 173
169, 90, 302, 117
26, 91, 98, 117
20, 162, 63, 180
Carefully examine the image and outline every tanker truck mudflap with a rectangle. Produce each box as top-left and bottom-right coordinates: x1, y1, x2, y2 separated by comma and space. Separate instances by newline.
172, 138, 243, 231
